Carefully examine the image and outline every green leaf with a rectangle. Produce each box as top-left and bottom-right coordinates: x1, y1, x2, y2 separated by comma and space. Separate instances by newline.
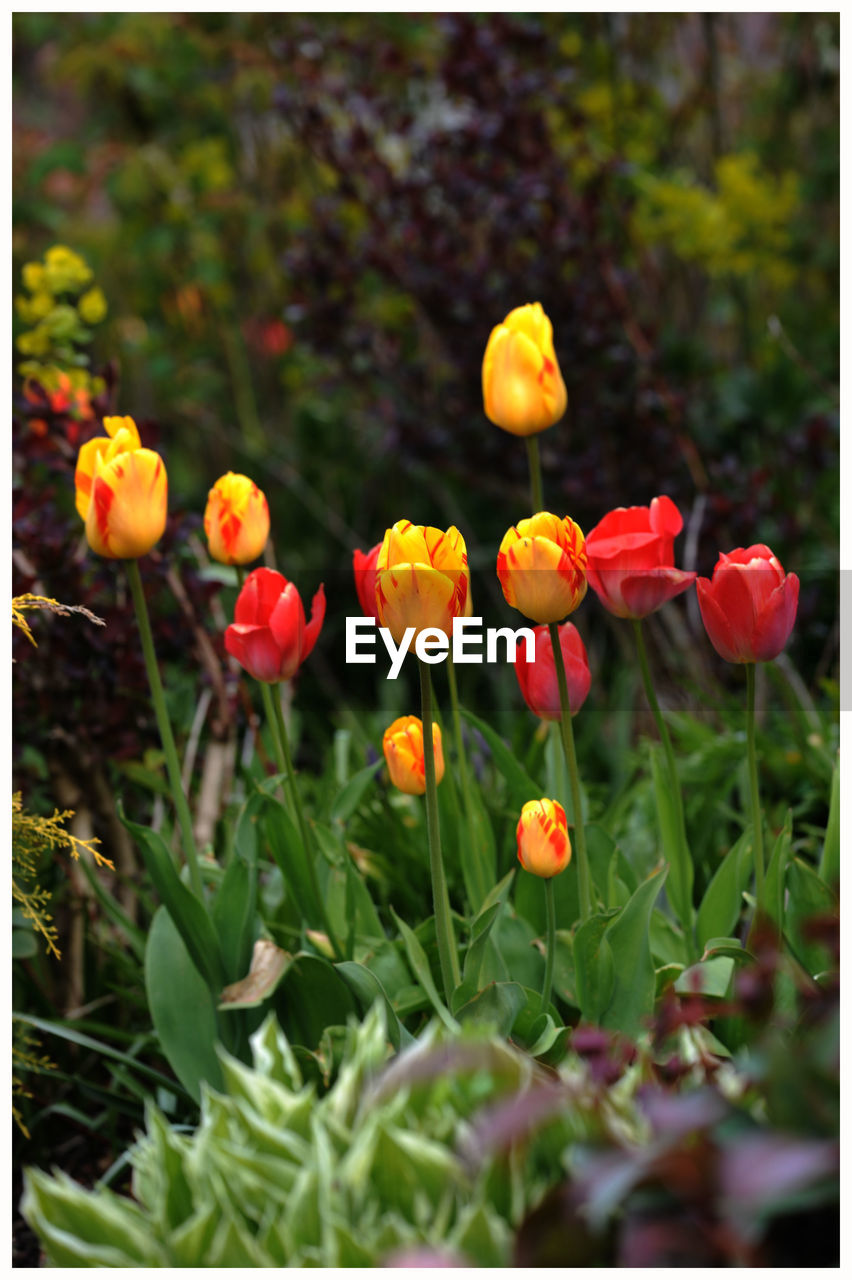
330, 759, 383, 824
145, 906, 224, 1102
785, 858, 838, 977
459, 707, 541, 806
272, 954, 359, 1049
457, 775, 498, 914
390, 907, 459, 1031
453, 981, 527, 1036
696, 828, 753, 950
649, 744, 693, 932
462, 901, 503, 990
674, 955, 735, 998
13, 927, 38, 958
573, 913, 615, 1025
819, 759, 839, 886
21, 1168, 164, 1267
211, 853, 256, 983
261, 794, 323, 931
762, 810, 793, 930
601, 867, 668, 1038
335, 961, 415, 1051
122, 812, 225, 990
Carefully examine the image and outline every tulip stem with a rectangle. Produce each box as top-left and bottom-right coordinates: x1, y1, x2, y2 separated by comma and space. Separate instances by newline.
269, 687, 344, 962
125, 559, 203, 898
525, 436, 545, 513
446, 657, 488, 909
419, 659, 461, 1001
632, 619, 694, 950
745, 662, 766, 906
548, 623, 592, 921
540, 877, 556, 1016
259, 682, 288, 775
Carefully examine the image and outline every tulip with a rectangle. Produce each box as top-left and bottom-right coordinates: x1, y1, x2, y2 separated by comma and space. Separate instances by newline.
353, 542, 381, 621
74, 415, 167, 559
376, 520, 471, 649
382, 715, 445, 796
585, 495, 696, 620
204, 472, 270, 566
497, 512, 587, 624
516, 798, 571, 879
482, 302, 567, 437
225, 567, 325, 684
514, 622, 591, 721
696, 545, 799, 664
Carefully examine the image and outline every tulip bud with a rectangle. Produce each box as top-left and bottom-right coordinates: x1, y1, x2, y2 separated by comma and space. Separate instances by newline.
74, 415, 167, 559
353, 542, 382, 621
383, 715, 444, 796
482, 302, 567, 436
585, 495, 696, 620
516, 798, 571, 878
376, 520, 471, 650
497, 512, 587, 624
696, 545, 799, 664
514, 622, 591, 721
204, 472, 270, 566
225, 566, 325, 683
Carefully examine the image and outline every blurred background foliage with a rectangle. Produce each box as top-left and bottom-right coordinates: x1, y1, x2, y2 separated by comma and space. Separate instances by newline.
11, 10, 839, 1216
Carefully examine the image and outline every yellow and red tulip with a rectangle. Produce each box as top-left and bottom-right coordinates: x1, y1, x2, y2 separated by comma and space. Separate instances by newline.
516, 798, 571, 878
204, 472, 270, 566
383, 715, 445, 796
225, 567, 325, 683
497, 511, 587, 624
482, 302, 567, 437
376, 520, 471, 649
74, 415, 167, 559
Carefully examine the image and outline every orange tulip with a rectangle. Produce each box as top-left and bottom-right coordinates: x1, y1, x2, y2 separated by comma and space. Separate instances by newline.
497, 512, 587, 624
204, 472, 270, 566
74, 415, 167, 559
383, 715, 445, 796
482, 302, 567, 436
516, 798, 571, 878
376, 520, 471, 650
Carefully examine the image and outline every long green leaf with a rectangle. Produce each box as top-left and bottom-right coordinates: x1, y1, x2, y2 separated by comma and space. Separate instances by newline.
649, 744, 693, 936
459, 707, 541, 806
145, 906, 224, 1102
819, 759, 839, 886
122, 812, 224, 990
261, 794, 322, 930
573, 913, 615, 1025
390, 907, 459, 1031
335, 961, 415, 1051
601, 867, 668, 1038
330, 759, 383, 825
762, 810, 793, 930
696, 828, 753, 950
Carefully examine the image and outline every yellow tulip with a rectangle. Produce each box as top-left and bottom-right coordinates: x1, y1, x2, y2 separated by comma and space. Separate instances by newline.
383, 715, 444, 795
376, 520, 471, 649
497, 511, 587, 624
482, 302, 567, 436
204, 472, 270, 566
74, 416, 167, 559
516, 798, 571, 878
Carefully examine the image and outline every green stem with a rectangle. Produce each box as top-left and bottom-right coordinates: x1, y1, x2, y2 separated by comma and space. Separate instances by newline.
548, 623, 592, 920
633, 619, 694, 948
745, 662, 765, 906
540, 877, 556, 1015
525, 435, 545, 513
445, 657, 487, 908
125, 559, 203, 897
260, 682, 288, 775
419, 659, 461, 1000
269, 687, 344, 962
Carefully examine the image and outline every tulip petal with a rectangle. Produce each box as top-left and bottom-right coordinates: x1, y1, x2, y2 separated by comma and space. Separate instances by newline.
376, 563, 456, 647
649, 494, 683, 538
619, 568, 696, 620
752, 573, 799, 661
301, 583, 326, 662
85, 449, 167, 559
225, 624, 283, 683
235, 568, 288, 627
696, 576, 742, 663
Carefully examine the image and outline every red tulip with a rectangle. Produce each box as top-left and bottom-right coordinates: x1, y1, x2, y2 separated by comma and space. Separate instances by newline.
514, 622, 591, 721
353, 542, 381, 621
696, 545, 799, 664
225, 567, 325, 683
585, 495, 696, 620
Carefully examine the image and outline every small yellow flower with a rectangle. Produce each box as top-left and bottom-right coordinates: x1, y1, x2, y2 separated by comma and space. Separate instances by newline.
482, 302, 567, 436
497, 511, 587, 624
516, 798, 571, 878
383, 715, 445, 796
